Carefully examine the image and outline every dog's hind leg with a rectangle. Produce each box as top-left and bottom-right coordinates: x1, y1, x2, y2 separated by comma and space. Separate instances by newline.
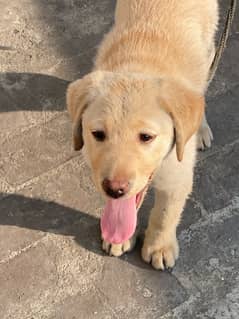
197, 44, 216, 151
197, 112, 213, 150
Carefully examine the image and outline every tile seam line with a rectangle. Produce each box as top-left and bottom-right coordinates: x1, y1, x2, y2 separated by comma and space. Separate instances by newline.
0, 234, 47, 265
197, 138, 239, 163
94, 285, 120, 319
179, 196, 239, 236
207, 82, 239, 101
1, 153, 85, 193
0, 112, 67, 148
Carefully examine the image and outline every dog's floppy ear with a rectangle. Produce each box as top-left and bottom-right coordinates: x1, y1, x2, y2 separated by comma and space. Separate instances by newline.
160, 80, 205, 161
66, 71, 105, 151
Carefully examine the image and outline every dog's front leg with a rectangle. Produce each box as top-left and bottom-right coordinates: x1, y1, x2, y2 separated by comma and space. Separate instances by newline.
142, 158, 194, 270
141, 190, 183, 270
102, 232, 137, 257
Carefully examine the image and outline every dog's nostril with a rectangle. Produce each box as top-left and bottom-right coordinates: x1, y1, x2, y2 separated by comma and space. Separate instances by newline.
102, 179, 111, 191
108, 188, 125, 199
102, 179, 129, 199
118, 188, 124, 195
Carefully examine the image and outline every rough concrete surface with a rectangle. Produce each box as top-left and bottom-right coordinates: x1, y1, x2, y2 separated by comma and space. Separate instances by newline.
0, 1, 238, 318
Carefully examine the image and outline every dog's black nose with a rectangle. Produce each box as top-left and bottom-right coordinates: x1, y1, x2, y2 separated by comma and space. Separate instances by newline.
102, 178, 129, 199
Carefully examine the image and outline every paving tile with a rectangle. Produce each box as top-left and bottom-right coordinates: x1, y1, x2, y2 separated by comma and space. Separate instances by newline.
0, 0, 115, 74
17, 155, 104, 215
208, 36, 239, 99
0, 73, 69, 144
0, 194, 46, 262
0, 180, 13, 194
0, 189, 105, 264
167, 201, 239, 318
95, 256, 188, 319
0, 234, 103, 318
178, 198, 202, 232
0, 72, 68, 112
194, 142, 239, 212
0, 113, 74, 186
0, 86, 30, 140
206, 84, 239, 149
0, 226, 44, 263
46, 49, 97, 81
49, 289, 114, 319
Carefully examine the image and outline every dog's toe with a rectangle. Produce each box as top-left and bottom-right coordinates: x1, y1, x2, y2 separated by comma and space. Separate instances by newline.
197, 117, 213, 151
142, 239, 179, 271
102, 234, 137, 257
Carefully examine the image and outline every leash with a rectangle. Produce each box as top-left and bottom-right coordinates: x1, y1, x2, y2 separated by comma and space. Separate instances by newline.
208, 0, 237, 83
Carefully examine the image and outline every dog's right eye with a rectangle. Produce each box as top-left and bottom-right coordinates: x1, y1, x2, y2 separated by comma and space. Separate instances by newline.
139, 133, 155, 143
92, 130, 106, 142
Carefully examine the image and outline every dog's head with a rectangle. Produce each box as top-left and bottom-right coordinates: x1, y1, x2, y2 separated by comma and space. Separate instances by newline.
67, 71, 204, 201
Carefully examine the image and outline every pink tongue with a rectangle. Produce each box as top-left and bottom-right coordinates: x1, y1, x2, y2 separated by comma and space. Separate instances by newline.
100, 196, 137, 244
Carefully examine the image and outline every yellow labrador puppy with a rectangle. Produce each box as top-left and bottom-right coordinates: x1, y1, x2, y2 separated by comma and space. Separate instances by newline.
67, 0, 218, 270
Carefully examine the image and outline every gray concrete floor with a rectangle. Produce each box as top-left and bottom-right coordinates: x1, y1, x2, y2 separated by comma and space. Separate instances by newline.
0, 1, 238, 318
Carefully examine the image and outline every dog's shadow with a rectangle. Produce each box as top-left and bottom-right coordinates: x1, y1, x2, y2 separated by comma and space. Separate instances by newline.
0, 72, 69, 113
0, 190, 195, 270
0, 191, 154, 269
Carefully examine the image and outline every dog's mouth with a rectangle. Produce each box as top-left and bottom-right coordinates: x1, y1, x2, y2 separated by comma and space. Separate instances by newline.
100, 175, 152, 244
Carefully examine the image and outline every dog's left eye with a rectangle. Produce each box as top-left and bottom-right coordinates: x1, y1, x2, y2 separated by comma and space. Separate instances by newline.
139, 133, 155, 143
92, 130, 106, 142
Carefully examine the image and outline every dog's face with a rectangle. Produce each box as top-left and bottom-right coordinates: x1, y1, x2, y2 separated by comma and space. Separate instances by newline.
67, 71, 204, 201
82, 78, 174, 199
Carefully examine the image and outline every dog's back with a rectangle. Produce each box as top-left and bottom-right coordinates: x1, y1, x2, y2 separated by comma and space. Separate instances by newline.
95, 0, 218, 93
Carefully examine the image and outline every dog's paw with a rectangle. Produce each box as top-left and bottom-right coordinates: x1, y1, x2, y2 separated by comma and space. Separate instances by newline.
197, 119, 213, 150
141, 236, 179, 270
102, 234, 137, 257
